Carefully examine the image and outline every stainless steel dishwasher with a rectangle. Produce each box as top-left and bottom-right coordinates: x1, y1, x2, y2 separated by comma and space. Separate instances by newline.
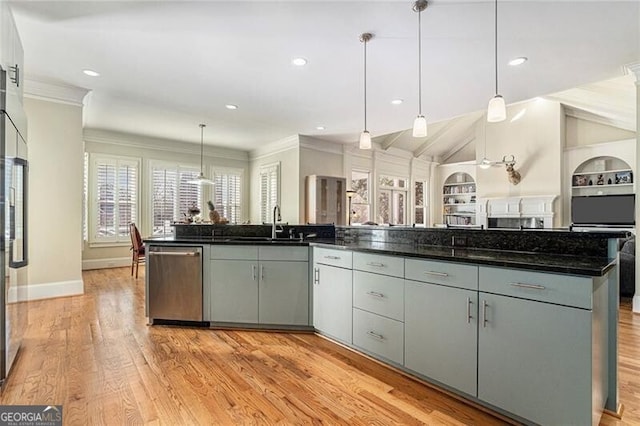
148, 245, 203, 322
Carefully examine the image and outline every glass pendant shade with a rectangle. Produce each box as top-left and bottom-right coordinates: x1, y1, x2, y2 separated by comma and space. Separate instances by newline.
412, 115, 427, 137
487, 94, 506, 123
359, 130, 372, 150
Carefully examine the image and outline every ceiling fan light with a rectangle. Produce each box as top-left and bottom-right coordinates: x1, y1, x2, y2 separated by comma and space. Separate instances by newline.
479, 158, 493, 169
487, 94, 506, 122
412, 115, 427, 137
359, 130, 372, 150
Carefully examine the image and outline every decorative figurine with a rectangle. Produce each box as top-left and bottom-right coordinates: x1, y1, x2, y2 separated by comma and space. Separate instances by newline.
596, 174, 604, 185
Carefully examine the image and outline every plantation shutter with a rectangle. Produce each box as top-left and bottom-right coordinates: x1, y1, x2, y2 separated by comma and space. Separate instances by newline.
95, 159, 117, 239
151, 164, 201, 235
259, 163, 279, 223
214, 170, 242, 224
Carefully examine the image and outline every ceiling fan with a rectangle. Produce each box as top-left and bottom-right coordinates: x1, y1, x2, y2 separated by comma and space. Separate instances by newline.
477, 154, 516, 169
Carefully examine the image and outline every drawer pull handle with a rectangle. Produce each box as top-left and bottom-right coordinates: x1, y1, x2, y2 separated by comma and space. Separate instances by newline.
314, 268, 319, 284
482, 300, 488, 328
324, 255, 341, 260
366, 331, 385, 340
466, 297, 472, 324
261, 265, 265, 281
366, 291, 385, 298
510, 282, 546, 290
252, 265, 257, 281
425, 271, 449, 277
367, 262, 386, 267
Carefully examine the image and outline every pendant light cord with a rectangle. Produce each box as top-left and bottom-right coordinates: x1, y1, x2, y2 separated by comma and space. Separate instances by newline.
494, 0, 499, 95
363, 37, 368, 131
417, 8, 422, 115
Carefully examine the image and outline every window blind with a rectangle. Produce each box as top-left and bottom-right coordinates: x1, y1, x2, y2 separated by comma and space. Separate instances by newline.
151, 165, 201, 235
259, 164, 279, 223
214, 170, 242, 224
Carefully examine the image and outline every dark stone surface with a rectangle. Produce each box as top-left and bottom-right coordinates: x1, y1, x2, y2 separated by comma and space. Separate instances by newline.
173, 224, 336, 240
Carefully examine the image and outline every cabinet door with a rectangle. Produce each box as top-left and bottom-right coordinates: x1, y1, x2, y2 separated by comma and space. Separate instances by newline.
478, 292, 592, 426
313, 263, 352, 344
259, 261, 309, 326
210, 260, 258, 323
405, 281, 477, 396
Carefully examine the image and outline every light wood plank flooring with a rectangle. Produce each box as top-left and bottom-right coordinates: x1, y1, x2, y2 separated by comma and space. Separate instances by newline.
0, 267, 637, 425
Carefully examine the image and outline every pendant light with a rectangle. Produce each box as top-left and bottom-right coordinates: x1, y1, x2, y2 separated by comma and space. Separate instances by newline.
412, 0, 428, 137
487, 0, 506, 123
188, 124, 215, 185
359, 32, 373, 150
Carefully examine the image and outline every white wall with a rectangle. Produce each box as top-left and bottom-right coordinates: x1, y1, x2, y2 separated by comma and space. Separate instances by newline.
83, 129, 249, 268
249, 136, 300, 224
25, 97, 84, 299
566, 117, 636, 148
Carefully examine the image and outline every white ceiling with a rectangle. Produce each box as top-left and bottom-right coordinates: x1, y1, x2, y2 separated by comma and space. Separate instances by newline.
11, 1, 640, 151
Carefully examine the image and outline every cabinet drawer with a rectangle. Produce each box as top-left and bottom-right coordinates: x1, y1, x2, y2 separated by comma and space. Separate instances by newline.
479, 266, 593, 309
353, 252, 404, 278
405, 258, 478, 290
211, 245, 258, 260
313, 247, 352, 269
353, 271, 404, 321
353, 308, 404, 365
259, 246, 308, 261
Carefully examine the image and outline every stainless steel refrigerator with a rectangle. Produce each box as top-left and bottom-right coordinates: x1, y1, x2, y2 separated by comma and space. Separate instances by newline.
0, 65, 28, 388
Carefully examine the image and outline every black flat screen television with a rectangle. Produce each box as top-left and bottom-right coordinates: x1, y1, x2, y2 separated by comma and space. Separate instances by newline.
571, 194, 635, 226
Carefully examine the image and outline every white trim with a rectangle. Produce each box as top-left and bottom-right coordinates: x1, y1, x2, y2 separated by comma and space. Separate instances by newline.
250, 135, 299, 160
564, 138, 635, 153
298, 136, 344, 155
28, 280, 84, 301
84, 128, 248, 162
624, 62, 640, 80
24, 77, 90, 106
633, 294, 640, 314
82, 257, 131, 270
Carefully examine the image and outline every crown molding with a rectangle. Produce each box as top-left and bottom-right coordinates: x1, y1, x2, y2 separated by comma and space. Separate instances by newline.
249, 134, 300, 160
298, 135, 344, 155
24, 76, 90, 106
624, 62, 640, 80
84, 128, 249, 162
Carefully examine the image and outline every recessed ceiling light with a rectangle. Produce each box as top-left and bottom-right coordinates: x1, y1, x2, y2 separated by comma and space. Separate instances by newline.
508, 57, 528, 66
225, 104, 238, 110
292, 57, 307, 66
316, 126, 325, 131
391, 99, 403, 105
83, 69, 100, 77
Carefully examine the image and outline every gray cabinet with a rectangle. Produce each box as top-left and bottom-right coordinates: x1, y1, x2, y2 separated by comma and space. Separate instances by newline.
477, 266, 606, 426
305, 175, 346, 225
210, 246, 309, 326
405, 280, 478, 396
312, 248, 352, 344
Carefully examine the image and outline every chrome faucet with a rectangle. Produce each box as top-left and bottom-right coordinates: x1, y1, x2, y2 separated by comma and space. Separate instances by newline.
271, 205, 282, 239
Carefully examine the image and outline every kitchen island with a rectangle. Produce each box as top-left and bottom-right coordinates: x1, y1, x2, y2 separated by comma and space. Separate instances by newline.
145, 224, 625, 425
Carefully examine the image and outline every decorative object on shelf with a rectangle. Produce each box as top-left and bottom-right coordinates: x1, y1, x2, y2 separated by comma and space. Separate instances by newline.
412, 0, 428, 137
188, 124, 215, 185
207, 200, 221, 223
617, 171, 633, 184
487, 0, 506, 122
608, 178, 612, 185
359, 33, 374, 150
596, 174, 604, 185
588, 179, 593, 186
573, 175, 588, 187
502, 155, 521, 185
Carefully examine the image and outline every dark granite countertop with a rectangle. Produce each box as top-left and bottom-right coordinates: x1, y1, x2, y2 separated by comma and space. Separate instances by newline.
312, 241, 615, 277
146, 236, 615, 277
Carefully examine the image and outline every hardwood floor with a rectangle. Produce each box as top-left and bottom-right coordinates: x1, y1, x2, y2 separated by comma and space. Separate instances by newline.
0, 267, 638, 425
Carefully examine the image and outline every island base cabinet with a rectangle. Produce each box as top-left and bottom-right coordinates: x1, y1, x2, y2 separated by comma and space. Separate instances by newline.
405, 281, 478, 396
210, 260, 258, 323
259, 261, 309, 326
312, 263, 352, 344
353, 308, 403, 365
478, 292, 593, 426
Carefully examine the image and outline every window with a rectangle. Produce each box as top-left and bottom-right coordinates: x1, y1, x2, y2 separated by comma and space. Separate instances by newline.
90, 155, 139, 244
213, 168, 243, 224
259, 163, 280, 223
414, 180, 427, 226
151, 163, 202, 235
350, 170, 370, 224
378, 175, 408, 225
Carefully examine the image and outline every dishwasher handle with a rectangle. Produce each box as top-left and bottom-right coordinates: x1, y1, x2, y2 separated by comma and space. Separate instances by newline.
149, 251, 200, 257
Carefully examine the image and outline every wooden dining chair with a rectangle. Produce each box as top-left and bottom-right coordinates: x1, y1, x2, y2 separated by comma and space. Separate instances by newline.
129, 223, 145, 278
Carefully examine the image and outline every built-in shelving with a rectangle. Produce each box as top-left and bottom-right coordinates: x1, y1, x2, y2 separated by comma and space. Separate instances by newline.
571, 156, 634, 196
443, 172, 476, 225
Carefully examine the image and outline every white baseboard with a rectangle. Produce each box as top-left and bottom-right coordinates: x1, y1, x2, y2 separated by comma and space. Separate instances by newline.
28, 279, 84, 301
82, 257, 130, 270
633, 294, 640, 314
